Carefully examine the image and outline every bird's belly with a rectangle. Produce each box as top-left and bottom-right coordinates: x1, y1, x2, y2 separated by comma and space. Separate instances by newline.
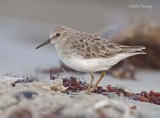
59, 56, 118, 72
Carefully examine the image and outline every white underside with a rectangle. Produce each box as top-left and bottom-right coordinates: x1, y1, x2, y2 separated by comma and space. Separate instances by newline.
56, 46, 135, 72
60, 54, 132, 72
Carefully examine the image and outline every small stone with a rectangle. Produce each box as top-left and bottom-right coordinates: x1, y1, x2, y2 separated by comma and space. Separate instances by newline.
130, 105, 137, 110
8, 108, 32, 118
15, 91, 38, 100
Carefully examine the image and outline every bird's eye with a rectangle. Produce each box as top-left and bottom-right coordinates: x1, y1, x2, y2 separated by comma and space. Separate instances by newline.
56, 33, 60, 36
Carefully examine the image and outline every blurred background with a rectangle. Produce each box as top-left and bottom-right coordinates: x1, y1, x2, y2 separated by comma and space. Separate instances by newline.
0, 0, 159, 78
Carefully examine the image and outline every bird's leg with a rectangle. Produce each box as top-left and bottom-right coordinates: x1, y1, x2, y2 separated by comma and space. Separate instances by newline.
86, 71, 94, 94
91, 70, 106, 92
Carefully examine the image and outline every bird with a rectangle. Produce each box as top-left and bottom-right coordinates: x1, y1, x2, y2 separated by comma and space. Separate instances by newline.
36, 26, 145, 94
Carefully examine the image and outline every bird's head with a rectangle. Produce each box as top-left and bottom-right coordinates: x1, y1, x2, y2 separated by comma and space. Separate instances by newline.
36, 26, 70, 49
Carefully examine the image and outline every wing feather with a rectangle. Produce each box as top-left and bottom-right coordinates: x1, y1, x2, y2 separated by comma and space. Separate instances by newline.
66, 33, 144, 59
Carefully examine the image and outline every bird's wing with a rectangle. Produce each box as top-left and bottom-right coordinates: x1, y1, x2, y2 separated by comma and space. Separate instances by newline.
68, 34, 124, 59
68, 33, 145, 59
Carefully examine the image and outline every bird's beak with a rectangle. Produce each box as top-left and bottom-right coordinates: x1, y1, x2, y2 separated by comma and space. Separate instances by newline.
36, 39, 51, 49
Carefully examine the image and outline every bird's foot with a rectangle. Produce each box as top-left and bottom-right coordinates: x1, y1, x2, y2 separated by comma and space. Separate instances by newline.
85, 90, 92, 95
90, 87, 96, 93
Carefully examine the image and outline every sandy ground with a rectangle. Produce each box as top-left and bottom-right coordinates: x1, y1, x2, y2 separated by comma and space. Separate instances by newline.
0, 75, 159, 118
0, 72, 160, 118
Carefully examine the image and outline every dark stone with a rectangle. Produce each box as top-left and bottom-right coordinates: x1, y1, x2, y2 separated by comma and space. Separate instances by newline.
15, 91, 38, 100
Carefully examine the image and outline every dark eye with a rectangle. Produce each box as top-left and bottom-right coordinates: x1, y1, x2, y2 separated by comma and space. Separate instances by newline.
56, 33, 60, 36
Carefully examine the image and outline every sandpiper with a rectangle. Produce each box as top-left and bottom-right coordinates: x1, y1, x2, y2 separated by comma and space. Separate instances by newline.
36, 26, 145, 94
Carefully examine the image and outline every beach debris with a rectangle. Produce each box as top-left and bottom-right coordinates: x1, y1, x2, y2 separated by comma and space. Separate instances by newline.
62, 76, 87, 92
59, 76, 160, 105
12, 77, 37, 87
50, 79, 68, 92
106, 85, 160, 105
106, 20, 160, 69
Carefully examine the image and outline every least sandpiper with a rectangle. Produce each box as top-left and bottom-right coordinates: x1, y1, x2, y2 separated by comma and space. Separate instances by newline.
36, 26, 145, 94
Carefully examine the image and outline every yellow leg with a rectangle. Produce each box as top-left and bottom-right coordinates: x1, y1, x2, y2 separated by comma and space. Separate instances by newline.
86, 71, 94, 94
91, 70, 106, 92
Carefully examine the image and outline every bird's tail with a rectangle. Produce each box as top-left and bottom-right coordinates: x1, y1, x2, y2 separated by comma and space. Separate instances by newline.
120, 45, 146, 55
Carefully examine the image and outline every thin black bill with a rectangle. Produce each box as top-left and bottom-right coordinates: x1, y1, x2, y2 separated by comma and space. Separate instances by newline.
36, 39, 51, 49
